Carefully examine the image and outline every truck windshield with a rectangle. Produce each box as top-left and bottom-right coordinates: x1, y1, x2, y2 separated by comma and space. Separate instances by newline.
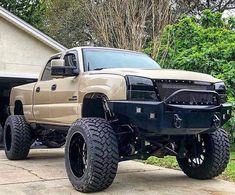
83, 48, 161, 71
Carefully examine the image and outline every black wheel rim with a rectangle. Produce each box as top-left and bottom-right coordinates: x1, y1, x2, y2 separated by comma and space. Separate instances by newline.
69, 132, 88, 178
5, 125, 12, 151
186, 135, 206, 168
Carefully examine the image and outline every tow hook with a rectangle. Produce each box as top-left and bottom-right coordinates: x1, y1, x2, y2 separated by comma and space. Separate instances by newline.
212, 114, 220, 128
174, 114, 182, 128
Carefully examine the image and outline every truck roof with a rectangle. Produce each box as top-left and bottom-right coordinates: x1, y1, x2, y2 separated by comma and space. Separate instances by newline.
66, 46, 142, 54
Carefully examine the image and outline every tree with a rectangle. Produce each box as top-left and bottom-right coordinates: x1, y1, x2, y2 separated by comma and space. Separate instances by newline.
155, 10, 235, 79
84, 0, 152, 50
146, 0, 173, 58
82, 0, 172, 53
42, 0, 89, 48
173, 0, 235, 15
0, 0, 46, 30
43, 0, 173, 52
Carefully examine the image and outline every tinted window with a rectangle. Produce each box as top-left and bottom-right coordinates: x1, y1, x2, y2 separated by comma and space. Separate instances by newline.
41, 61, 52, 81
83, 48, 161, 71
41, 56, 61, 81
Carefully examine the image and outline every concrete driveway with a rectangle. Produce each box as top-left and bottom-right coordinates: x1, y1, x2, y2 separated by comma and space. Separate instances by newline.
0, 149, 235, 195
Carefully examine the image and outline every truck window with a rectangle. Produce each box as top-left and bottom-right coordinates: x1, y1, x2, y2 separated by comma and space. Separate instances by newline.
64, 54, 78, 67
41, 61, 52, 81
41, 56, 61, 81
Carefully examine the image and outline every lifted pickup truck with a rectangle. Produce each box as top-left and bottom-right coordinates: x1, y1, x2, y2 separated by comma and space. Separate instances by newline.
4, 47, 232, 192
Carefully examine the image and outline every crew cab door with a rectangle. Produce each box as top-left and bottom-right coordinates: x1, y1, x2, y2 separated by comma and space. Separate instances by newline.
33, 57, 60, 123
49, 51, 81, 125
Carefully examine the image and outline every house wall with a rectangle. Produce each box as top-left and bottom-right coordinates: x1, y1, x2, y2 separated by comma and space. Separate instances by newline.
0, 17, 58, 78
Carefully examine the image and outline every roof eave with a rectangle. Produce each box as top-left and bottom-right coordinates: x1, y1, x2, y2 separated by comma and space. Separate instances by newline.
0, 6, 67, 52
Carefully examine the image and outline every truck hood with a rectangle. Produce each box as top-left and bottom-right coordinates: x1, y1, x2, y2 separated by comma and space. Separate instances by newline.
89, 68, 221, 83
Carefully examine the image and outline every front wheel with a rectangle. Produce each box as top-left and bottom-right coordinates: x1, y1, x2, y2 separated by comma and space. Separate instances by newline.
65, 118, 119, 193
177, 128, 230, 179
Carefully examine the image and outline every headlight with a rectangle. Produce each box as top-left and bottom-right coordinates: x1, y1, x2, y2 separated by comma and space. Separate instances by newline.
214, 82, 226, 92
214, 82, 227, 103
126, 76, 158, 101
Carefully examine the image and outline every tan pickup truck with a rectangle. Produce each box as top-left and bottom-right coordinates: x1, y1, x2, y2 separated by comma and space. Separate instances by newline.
4, 47, 232, 193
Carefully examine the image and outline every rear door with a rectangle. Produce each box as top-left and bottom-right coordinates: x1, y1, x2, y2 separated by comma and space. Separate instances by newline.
49, 51, 81, 125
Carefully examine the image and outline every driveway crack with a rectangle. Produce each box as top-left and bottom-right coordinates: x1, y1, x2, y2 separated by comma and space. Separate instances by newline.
1, 163, 44, 180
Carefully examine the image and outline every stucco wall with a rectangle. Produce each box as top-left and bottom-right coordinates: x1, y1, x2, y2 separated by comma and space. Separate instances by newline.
0, 17, 58, 78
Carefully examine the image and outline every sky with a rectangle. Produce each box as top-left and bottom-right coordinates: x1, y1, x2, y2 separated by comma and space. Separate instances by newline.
223, 9, 235, 17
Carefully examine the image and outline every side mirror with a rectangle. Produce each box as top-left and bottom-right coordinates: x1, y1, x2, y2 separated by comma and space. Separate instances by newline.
51, 59, 79, 77
51, 59, 64, 67
51, 66, 78, 77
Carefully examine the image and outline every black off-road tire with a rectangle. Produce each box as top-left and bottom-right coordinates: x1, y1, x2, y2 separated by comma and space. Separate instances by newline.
4, 115, 33, 160
177, 128, 230, 179
65, 118, 119, 193
0, 124, 3, 143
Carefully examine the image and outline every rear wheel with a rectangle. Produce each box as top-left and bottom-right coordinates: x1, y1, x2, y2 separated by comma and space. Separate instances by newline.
65, 118, 119, 193
4, 115, 33, 160
177, 128, 230, 179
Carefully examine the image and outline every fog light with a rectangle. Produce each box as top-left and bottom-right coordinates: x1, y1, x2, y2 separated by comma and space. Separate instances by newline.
150, 113, 156, 119
136, 107, 142, 113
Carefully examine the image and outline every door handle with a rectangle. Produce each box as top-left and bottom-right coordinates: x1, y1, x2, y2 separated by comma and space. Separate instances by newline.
51, 84, 57, 91
36, 87, 40, 93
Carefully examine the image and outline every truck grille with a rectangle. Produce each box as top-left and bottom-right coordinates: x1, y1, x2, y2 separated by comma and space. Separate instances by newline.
152, 79, 217, 105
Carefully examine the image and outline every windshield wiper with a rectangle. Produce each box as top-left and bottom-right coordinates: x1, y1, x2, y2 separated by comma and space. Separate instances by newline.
93, 67, 107, 70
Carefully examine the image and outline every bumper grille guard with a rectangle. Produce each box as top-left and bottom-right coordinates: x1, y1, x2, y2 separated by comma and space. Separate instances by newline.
163, 89, 221, 109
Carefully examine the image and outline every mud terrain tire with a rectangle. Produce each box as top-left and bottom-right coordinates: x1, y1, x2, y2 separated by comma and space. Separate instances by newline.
65, 118, 119, 193
177, 128, 230, 179
4, 115, 32, 160
0, 124, 3, 143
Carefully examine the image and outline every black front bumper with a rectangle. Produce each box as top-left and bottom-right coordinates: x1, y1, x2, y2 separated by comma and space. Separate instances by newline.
108, 97, 232, 135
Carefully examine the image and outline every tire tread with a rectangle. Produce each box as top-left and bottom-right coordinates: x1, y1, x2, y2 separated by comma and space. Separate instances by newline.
4, 115, 32, 160
177, 128, 230, 179
66, 117, 119, 193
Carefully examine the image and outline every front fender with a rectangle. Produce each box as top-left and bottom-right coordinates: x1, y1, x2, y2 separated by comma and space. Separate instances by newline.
79, 74, 127, 101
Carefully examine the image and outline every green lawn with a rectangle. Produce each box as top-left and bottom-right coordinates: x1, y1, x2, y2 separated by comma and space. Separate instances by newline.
221, 152, 235, 181
231, 142, 235, 151
144, 151, 235, 182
